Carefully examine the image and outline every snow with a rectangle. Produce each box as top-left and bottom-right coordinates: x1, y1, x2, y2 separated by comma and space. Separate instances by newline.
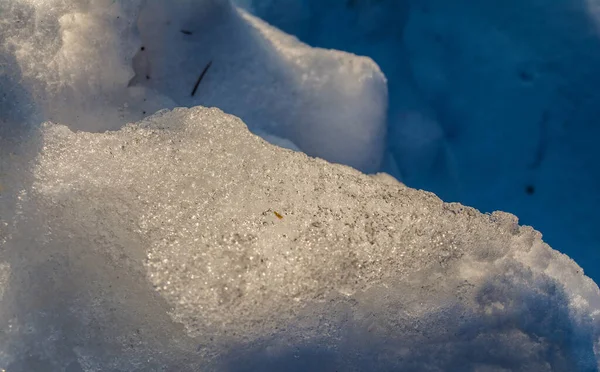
1, 106, 599, 370
238, 0, 600, 283
0, 0, 387, 173
1, 0, 600, 370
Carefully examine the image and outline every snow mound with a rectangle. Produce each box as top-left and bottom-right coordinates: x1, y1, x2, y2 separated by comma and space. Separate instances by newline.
1, 107, 598, 370
0, 0, 386, 172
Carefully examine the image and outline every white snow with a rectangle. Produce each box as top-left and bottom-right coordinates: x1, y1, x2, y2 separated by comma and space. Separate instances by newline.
1, 0, 600, 370
0, 0, 387, 173
1, 107, 599, 370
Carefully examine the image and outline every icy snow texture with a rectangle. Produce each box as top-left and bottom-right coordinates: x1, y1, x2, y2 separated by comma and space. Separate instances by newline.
238, 0, 600, 282
2, 0, 600, 370
0, 0, 387, 172
1, 107, 599, 370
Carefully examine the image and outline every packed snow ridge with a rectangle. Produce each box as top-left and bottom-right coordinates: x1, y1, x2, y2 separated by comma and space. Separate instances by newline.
0, 0, 600, 371
1, 107, 599, 370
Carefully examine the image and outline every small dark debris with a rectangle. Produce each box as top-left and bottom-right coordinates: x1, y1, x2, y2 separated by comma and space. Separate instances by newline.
180, 29, 193, 35
191, 60, 213, 97
146, 75, 150, 80
140, 46, 145, 51
525, 185, 535, 195
518, 69, 534, 82
142, 111, 146, 114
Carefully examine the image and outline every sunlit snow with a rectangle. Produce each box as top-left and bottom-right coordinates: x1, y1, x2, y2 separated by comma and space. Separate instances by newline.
1, 0, 600, 370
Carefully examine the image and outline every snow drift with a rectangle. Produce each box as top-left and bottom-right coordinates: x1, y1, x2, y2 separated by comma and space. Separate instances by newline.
1, 0, 600, 370
0, 0, 386, 172
1, 106, 599, 370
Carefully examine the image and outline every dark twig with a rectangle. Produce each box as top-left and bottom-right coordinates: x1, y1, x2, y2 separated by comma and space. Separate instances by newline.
191, 61, 212, 97
180, 29, 193, 35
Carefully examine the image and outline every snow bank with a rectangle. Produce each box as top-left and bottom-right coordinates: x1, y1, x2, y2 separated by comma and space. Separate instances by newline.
2, 0, 600, 370
0, 0, 386, 172
1, 107, 599, 370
